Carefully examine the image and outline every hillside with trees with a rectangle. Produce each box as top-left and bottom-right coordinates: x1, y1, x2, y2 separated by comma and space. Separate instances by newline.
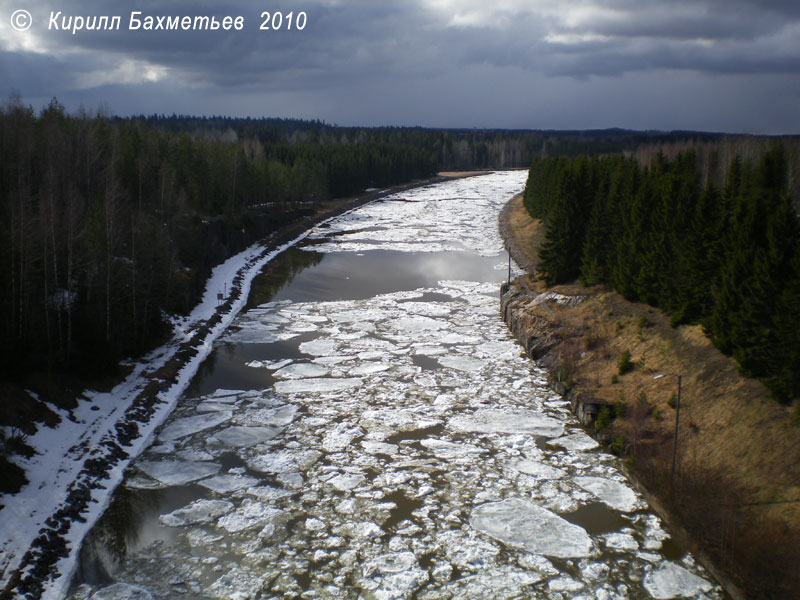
524, 141, 800, 403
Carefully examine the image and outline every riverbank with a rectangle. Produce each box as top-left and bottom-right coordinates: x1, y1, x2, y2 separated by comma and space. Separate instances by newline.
499, 194, 800, 598
0, 172, 474, 600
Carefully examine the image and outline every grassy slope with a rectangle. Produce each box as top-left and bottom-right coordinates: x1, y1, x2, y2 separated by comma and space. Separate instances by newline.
502, 194, 800, 598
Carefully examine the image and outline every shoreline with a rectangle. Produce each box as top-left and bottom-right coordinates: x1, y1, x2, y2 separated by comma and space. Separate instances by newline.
0, 171, 485, 600
497, 194, 800, 599
497, 198, 741, 598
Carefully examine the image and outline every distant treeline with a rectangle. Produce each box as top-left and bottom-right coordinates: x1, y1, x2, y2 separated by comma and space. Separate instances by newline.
133, 114, 730, 171
524, 142, 800, 401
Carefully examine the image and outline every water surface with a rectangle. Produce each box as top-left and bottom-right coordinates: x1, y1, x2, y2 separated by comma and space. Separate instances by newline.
70, 172, 721, 600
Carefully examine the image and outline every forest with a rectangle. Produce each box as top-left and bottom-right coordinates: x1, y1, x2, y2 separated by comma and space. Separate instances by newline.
524, 141, 800, 402
2, 94, 793, 490
0, 98, 445, 488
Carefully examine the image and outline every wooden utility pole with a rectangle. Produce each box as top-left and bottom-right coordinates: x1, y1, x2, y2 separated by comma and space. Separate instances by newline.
671, 374, 682, 486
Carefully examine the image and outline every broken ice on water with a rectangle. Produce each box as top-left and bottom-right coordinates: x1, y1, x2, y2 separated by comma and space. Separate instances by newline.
216, 500, 285, 533
73, 172, 723, 600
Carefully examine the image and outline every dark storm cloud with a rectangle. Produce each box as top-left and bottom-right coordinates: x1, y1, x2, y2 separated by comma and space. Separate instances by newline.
8, 0, 800, 82
1, 0, 799, 131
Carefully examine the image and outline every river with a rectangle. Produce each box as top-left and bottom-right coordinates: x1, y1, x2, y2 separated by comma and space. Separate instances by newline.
68, 172, 721, 600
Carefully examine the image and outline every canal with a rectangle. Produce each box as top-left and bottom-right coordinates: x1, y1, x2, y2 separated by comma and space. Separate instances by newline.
69, 172, 720, 600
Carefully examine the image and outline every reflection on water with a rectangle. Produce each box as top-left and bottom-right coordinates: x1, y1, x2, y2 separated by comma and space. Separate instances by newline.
255, 248, 508, 305
245, 246, 324, 308
563, 502, 630, 535
76, 485, 199, 586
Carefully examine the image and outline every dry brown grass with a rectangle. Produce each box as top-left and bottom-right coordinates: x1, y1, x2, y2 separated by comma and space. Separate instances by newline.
506, 194, 545, 271
504, 200, 800, 598
437, 171, 486, 178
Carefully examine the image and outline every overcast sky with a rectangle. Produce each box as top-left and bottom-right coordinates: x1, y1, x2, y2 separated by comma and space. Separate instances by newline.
1, 0, 799, 132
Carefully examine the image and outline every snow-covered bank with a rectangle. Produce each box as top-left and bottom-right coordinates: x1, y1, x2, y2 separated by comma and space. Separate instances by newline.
0, 210, 354, 598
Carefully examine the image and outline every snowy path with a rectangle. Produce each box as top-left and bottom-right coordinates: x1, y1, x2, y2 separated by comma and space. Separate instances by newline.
0, 226, 329, 598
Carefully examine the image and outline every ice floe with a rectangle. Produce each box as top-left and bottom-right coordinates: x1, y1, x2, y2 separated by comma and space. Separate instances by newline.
272, 362, 330, 379
436, 355, 486, 372
470, 498, 593, 558
605, 532, 639, 552
235, 404, 297, 427
360, 552, 428, 599
245, 449, 322, 473
274, 377, 363, 394
575, 476, 641, 512
643, 562, 714, 598
299, 338, 338, 356
216, 500, 285, 533
157, 411, 232, 441
450, 409, 564, 437
89, 583, 153, 600
328, 472, 367, 491
159, 499, 234, 527
198, 473, 261, 493
549, 431, 600, 451
136, 460, 220, 486
507, 458, 567, 480
420, 438, 486, 459
213, 425, 282, 447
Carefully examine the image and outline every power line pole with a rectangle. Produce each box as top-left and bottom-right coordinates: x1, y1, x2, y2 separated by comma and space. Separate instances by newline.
671, 374, 682, 487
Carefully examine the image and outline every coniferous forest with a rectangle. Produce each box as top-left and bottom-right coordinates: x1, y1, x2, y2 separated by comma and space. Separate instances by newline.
524, 142, 800, 402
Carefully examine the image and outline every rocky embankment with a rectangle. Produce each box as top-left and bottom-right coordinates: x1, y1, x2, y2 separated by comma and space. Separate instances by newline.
498, 194, 800, 599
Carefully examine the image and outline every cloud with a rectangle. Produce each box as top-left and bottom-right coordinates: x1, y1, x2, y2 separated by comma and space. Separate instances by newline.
1, 0, 798, 132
